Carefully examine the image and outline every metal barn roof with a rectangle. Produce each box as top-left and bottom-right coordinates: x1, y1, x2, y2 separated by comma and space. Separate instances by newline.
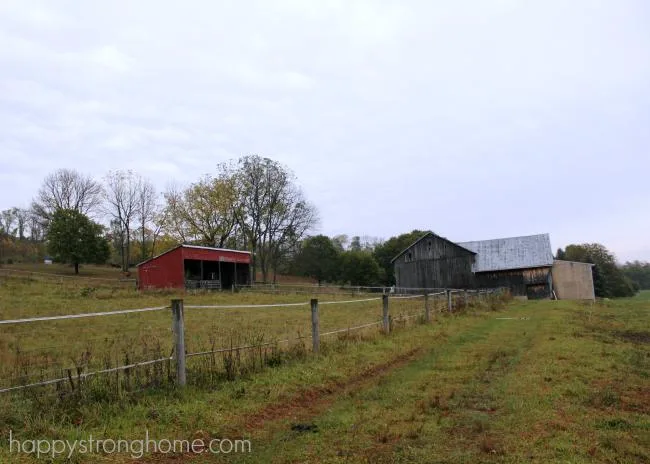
457, 234, 554, 273
136, 244, 251, 267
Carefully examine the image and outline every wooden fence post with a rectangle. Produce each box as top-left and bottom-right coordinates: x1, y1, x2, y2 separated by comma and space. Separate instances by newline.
424, 292, 431, 323
382, 294, 390, 334
311, 298, 320, 353
171, 299, 186, 387
463, 290, 468, 306
447, 290, 453, 312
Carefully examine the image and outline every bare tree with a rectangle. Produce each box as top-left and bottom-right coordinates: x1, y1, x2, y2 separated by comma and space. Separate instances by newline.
266, 196, 318, 283
162, 183, 189, 244
234, 156, 274, 281
235, 155, 318, 282
103, 170, 140, 272
32, 169, 103, 224
28, 210, 44, 241
149, 209, 166, 258
135, 178, 158, 262
0, 209, 16, 237
14, 208, 29, 240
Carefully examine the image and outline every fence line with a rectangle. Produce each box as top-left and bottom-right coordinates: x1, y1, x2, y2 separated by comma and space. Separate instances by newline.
318, 297, 381, 305
0, 306, 169, 325
0, 356, 172, 394
0, 287, 507, 394
184, 302, 309, 309
2, 297, 386, 326
320, 321, 383, 337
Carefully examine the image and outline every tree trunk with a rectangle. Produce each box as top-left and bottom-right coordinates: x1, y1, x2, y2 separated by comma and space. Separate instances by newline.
124, 225, 130, 272
74, 262, 79, 274
141, 227, 146, 263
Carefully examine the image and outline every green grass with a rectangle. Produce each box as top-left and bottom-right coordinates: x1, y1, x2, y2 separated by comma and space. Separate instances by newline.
1, 262, 133, 279
0, 276, 648, 463
204, 298, 649, 464
634, 289, 650, 300
0, 275, 437, 399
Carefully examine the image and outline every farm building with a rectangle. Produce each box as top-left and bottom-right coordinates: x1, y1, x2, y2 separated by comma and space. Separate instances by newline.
458, 234, 555, 299
393, 232, 595, 300
137, 245, 251, 290
391, 233, 476, 289
552, 260, 596, 300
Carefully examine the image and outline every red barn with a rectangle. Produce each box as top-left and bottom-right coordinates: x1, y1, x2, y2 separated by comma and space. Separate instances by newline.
137, 245, 251, 290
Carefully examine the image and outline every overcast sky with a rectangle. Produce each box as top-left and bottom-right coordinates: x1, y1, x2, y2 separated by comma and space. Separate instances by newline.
1, 0, 648, 261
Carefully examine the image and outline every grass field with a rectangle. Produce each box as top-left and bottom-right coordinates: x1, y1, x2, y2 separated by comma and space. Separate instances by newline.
0, 272, 648, 463
0, 275, 435, 396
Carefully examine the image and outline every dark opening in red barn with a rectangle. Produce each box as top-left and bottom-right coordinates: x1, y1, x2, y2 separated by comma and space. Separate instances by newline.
137, 245, 251, 290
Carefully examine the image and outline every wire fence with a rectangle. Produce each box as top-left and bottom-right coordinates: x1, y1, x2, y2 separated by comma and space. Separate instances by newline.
239, 283, 458, 296
0, 287, 508, 396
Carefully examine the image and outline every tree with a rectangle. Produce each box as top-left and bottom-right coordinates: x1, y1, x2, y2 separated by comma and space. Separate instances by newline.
135, 178, 158, 262
373, 230, 430, 285
331, 234, 349, 252
0, 209, 16, 237
340, 250, 382, 286
32, 169, 103, 224
163, 170, 239, 248
557, 243, 636, 298
13, 208, 29, 240
47, 209, 110, 274
621, 261, 650, 290
234, 155, 317, 282
294, 235, 340, 285
261, 180, 318, 283
103, 170, 140, 272
349, 236, 362, 251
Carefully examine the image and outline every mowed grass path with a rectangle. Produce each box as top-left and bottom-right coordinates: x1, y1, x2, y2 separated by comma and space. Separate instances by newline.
191, 298, 649, 464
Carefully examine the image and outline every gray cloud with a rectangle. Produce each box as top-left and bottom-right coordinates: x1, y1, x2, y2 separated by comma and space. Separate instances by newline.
1, 0, 648, 261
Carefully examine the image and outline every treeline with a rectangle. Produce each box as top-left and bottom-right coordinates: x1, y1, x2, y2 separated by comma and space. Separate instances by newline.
0, 156, 317, 278
556, 244, 640, 298
621, 261, 650, 290
287, 230, 427, 286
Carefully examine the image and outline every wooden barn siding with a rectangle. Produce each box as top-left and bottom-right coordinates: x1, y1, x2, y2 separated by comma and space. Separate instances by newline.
474, 267, 552, 298
394, 234, 475, 288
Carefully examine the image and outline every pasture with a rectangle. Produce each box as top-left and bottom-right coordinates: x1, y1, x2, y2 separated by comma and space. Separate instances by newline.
0, 269, 648, 463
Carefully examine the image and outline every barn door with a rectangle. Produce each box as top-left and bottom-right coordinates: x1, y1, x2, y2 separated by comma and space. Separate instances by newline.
526, 284, 547, 300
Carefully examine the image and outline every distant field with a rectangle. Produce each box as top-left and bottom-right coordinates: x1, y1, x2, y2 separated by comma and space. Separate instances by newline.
2, 262, 131, 279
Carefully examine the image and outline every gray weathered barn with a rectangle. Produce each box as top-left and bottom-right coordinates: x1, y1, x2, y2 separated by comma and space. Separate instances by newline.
392, 232, 583, 299
458, 234, 555, 298
391, 233, 476, 289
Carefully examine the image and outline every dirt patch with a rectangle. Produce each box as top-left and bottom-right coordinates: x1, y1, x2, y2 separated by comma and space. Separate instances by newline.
133, 348, 424, 463
242, 348, 423, 431
615, 330, 650, 344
